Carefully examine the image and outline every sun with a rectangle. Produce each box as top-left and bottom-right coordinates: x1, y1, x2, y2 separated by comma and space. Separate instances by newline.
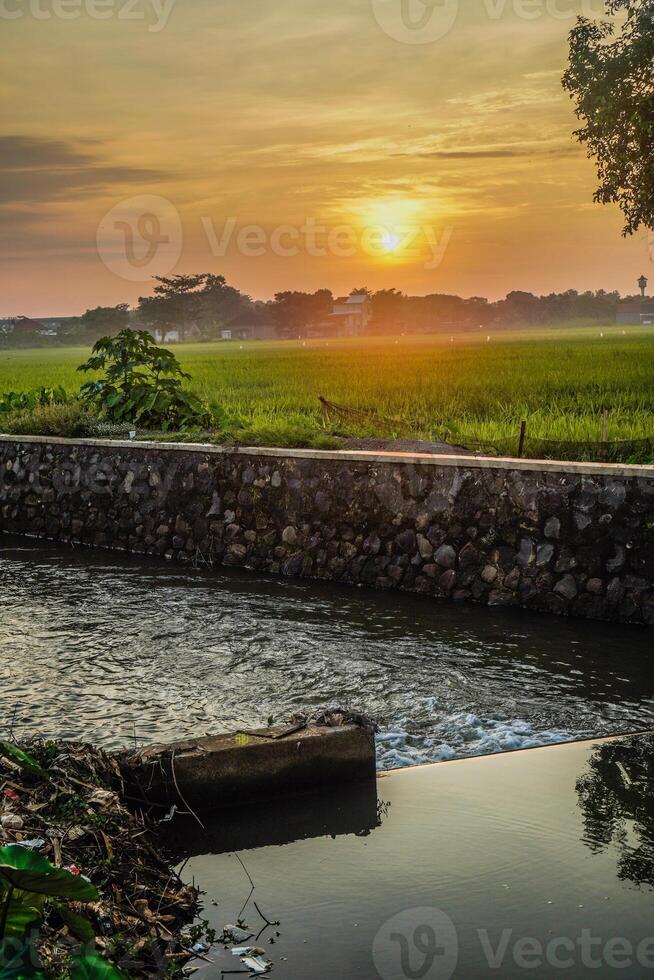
351, 196, 429, 262
381, 232, 402, 254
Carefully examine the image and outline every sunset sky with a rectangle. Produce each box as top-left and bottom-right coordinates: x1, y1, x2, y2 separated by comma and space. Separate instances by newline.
2, 0, 650, 317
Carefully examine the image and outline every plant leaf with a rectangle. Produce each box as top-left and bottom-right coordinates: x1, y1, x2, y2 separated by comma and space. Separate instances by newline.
71, 950, 128, 980
105, 391, 123, 409
0, 743, 47, 779
0, 939, 47, 979
0, 848, 98, 902
52, 902, 95, 944
0, 890, 42, 942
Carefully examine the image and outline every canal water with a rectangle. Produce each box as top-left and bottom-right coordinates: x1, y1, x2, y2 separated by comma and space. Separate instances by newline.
2, 535, 653, 768
175, 734, 654, 979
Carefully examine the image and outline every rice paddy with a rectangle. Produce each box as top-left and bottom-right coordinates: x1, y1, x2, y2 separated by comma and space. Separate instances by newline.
1, 324, 653, 458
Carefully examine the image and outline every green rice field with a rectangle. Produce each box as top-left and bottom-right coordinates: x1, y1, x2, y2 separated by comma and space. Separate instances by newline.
1, 324, 653, 459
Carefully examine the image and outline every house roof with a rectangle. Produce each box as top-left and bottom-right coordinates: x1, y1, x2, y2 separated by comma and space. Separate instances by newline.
618, 302, 654, 313
335, 295, 368, 306
15, 316, 45, 332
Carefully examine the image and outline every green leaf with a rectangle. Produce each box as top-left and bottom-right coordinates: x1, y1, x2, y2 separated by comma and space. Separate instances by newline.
143, 391, 158, 412
114, 399, 135, 420
0, 892, 42, 942
0, 939, 46, 979
0, 848, 98, 902
71, 951, 128, 980
0, 743, 46, 779
52, 903, 95, 944
105, 391, 123, 409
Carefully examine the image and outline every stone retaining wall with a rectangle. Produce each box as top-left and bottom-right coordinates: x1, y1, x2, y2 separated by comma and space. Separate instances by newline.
1, 436, 653, 625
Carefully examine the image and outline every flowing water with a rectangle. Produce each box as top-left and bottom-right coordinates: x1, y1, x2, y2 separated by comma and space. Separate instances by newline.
2, 534, 653, 768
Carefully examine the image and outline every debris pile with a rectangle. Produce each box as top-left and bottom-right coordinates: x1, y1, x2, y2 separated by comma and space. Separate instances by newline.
0, 738, 202, 977
288, 708, 378, 733
216, 904, 280, 976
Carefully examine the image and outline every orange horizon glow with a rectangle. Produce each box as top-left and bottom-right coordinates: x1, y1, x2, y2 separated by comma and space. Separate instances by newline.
1, 0, 650, 318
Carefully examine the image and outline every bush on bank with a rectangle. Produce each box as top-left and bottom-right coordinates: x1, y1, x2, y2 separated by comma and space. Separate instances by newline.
0, 331, 344, 448
1, 403, 102, 439
0, 331, 217, 442
77, 331, 213, 432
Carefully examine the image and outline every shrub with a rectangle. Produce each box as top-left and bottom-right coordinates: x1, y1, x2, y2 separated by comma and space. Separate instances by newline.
77, 330, 214, 431
0, 402, 100, 438
0, 387, 68, 415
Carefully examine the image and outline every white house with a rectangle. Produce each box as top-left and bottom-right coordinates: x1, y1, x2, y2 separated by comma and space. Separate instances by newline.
307, 294, 373, 338
330, 294, 372, 335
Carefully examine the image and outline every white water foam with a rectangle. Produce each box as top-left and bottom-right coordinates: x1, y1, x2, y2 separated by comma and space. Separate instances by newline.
375, 706, 580, 770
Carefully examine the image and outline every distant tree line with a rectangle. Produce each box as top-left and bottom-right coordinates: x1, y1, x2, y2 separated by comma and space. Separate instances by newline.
77, 282, 636, 341
368, 288, 630, 334
3, 278, 643, 347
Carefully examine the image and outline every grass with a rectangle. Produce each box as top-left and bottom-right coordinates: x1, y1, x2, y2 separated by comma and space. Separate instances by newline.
1, 323, 653, 459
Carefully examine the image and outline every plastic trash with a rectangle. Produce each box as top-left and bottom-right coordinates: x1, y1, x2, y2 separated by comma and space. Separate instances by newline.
231, 948, 272, 974
243, 955, 272, 974
0, 815, 24, 830
88, 788, 117, 807
223, 925, 253, 944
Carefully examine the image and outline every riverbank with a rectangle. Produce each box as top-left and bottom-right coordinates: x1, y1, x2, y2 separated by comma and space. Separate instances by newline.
5, 730, 654, 978
0, 738, 202, 977
1, 435, 653, 625
0, 712, 377, 974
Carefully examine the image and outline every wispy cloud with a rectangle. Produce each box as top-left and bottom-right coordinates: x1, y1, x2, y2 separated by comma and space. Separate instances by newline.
446, 87, 557, 112
0, 135, 168, 205
394, 144, 579, 160
0, 135, 96, 170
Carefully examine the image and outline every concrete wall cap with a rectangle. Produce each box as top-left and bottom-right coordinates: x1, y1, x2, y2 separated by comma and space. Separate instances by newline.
1, 433, 652, 480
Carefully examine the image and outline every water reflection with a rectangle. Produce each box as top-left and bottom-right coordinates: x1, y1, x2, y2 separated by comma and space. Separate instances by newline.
577, 734, 654, 888
180, 737, 654, 980
165, 782, 383, 858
